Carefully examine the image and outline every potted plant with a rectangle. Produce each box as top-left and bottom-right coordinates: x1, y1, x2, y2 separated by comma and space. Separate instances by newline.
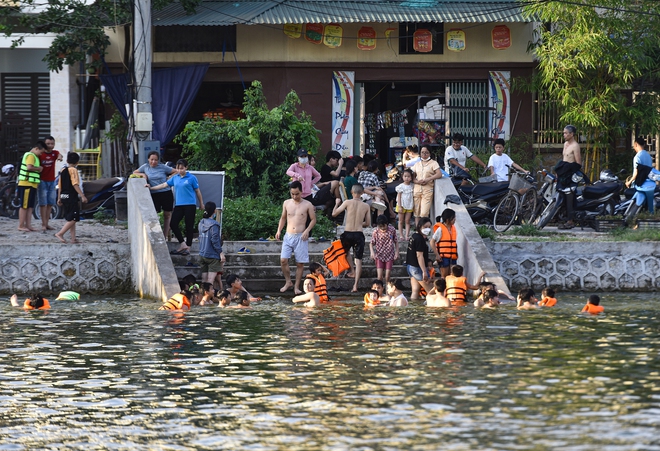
593, 215, 626, 232
635, 210, 660, 230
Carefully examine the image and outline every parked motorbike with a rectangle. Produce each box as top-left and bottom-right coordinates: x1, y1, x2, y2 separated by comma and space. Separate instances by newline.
614, 185, 660, 222
452, 174, 511, 225
76, 177, 126, 218
535, 169, 624, 230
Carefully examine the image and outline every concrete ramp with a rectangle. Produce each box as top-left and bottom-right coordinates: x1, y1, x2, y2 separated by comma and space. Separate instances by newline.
433, 177, 512, 299
127, 178, 181, 301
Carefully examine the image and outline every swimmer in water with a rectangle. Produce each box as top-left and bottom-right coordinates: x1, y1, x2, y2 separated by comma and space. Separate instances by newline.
10, 294, 50, 310
292, 278, 321, 307
426, 278, 450, 307
517, 287, 537, 310
385, 279, 408, 307
232, 291, 251, 308
581, 294, 604, 315
481, 289, 500, 309
364, 289, 381, 308
371, 279, 390, 303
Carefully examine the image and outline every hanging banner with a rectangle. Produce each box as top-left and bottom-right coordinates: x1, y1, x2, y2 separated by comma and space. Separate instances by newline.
331, 71, 355, 156
447, 29, 466, 52
413, 29, 433, 53
357, 27, 377, 50
492, 25, 511, 50
283, 24, 302, 39
324, 24, 343, 48
305, 24, 324, 44
489, 71, 511, 140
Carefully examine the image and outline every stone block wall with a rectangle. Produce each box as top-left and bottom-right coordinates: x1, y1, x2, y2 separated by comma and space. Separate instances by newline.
0, 244, 131, 295
487, 241, 660, 292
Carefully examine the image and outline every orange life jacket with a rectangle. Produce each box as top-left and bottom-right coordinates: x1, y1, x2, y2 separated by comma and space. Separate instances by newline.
306, 273, 329, 303
582, 303, 604, 314
540, 296, 557, 307
446, 275, 467, 303
23, 298, 50, 310
435, 223, 458, 260
433, 222, 442, 233
160, 293, 191, 311
323, 240, 350, 277
364, 293, 380, 307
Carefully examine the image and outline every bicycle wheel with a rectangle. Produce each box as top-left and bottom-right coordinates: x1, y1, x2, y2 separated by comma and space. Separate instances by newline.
519, 188, 538, 225
493, 193, 519, 233
535, 198, 559, 230
33, 203, 60, 220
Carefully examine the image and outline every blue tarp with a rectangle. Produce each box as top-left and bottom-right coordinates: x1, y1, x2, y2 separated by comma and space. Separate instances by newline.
100, 64, 209, 145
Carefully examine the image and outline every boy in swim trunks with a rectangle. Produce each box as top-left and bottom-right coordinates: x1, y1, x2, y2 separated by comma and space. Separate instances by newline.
332, 183, 371, 292
276, 181, 316, 295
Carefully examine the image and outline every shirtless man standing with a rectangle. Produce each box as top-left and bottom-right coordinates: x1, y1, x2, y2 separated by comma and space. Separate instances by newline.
332, 183, 371, 292
557, 125, 582, 229
276, 181, 316, 295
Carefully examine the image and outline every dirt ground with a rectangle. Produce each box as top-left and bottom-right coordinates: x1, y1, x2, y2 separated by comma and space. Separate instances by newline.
0, 216, 129, 245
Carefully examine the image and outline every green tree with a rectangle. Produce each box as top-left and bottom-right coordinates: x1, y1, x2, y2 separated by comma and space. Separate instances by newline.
523, 0, 660, 177
176, 80, 321, 198
0, 0, 200, 72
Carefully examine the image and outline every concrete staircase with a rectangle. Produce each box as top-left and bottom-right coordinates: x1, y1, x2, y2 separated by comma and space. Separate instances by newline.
169, 238, 411, 292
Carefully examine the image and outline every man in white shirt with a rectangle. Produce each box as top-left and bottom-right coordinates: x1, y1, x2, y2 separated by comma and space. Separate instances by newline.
487, 138, 528, 182
444, 133, 487, 177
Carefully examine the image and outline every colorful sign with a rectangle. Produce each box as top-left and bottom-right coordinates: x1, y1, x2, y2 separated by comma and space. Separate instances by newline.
447, 29, 465, 52
324, 24, 343, 48
413, 29, 433, 53
357, 27, 377, 50
492, 25, 511, 50
283, 24, 302, 39
332, 71, 355, 156
305, 24, 324, 44
489, 71, 511, 140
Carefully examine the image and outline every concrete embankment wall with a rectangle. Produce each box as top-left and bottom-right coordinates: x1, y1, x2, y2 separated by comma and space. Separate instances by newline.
127, 178, 180, 301
0, 243, 131, 295
487, 241, 660, 292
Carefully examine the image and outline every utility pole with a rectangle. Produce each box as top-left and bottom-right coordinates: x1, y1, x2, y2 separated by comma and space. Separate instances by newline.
132, 0, 154, 167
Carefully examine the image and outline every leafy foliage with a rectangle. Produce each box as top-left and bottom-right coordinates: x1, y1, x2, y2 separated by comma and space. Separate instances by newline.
176, 81, 321, 198
521, 0, 660, 178
221, 196, 335, 241
0, 0, 201, 72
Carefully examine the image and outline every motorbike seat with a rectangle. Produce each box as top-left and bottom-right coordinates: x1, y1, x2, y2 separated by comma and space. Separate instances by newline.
470, 181, 509, 197
582, 182, 620, 199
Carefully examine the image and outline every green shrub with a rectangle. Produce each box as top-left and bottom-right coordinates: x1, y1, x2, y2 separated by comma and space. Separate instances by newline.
221, 196, 336, 241
507, 224, 542, 236
476, 225, 496, 240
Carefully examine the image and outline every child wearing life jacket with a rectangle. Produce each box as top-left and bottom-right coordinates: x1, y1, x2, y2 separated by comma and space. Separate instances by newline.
539, 287, 558, 307
293, 278, 321, 307
445, 265, 481, 306
430, 209, 458, 278
385, 279, 408, 307
516, 288, 538, 310
10, 294, 50, 310
582, 294, 604, 315
160, 290, 192, 311
371, 279, 391, 304
364, 289, 381, 308
426, 278, 450, 307
306, 262, 329, 303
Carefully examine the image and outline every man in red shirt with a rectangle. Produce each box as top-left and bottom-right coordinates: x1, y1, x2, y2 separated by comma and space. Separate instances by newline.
39, 135, 63, 231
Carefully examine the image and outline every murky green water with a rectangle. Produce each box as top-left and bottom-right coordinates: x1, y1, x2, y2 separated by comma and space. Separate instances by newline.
1, 293, 660, 450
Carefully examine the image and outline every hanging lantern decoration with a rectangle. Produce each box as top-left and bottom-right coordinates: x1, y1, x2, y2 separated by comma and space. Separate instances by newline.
446, 29, 466, 52
492, 25, 511, 50
324, 24, 343, 48
413, 28, 433, 53
305, 24, 324, 44
283, 24, 302, 39
357, 27, 377, 50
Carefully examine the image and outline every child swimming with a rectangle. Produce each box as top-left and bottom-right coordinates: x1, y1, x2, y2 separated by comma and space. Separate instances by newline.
581, 294, 604, 315
292, 278, 321, 307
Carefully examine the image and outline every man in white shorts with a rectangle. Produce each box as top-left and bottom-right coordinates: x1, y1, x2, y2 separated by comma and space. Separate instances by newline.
276, 181, 316, 295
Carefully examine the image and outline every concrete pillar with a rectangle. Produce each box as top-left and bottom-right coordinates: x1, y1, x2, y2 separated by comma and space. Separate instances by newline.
50, 65, 79, 157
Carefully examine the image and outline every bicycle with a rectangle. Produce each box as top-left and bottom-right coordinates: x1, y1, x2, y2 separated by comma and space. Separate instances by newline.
0, 164, 60, 220
492, 168, 537, 232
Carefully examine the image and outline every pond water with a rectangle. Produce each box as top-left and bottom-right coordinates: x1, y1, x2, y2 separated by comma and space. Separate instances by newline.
1, 293, 660, 450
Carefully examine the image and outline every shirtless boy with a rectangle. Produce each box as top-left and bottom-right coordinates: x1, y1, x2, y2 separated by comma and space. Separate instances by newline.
276, 181, 316, 295
557, 125, 582, 229
332, 183, 371, 292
